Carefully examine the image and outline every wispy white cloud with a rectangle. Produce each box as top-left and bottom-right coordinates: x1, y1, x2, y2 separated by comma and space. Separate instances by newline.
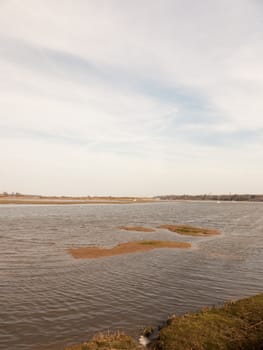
0, 0, 262, 195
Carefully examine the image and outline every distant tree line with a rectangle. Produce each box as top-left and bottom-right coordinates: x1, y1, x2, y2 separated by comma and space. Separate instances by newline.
0, 192, 23, 197
155, 194, 263, 202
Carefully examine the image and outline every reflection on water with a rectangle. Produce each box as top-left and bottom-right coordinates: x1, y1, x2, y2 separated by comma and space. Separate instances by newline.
0, 202, 262, 349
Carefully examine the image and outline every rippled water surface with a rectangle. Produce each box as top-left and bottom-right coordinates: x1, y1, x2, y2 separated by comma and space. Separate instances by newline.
0, 202, 263, 349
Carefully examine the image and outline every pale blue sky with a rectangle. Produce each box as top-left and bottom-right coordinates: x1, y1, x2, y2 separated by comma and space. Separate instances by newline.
0, 0, 262, 195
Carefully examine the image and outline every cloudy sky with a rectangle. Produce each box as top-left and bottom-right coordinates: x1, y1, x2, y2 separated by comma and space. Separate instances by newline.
0, 0, 262, 196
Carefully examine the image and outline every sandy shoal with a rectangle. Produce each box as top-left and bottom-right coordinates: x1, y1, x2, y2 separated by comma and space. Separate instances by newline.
118, 226, 155, 232
159, 224, 220, 236
69, 240, 191, 259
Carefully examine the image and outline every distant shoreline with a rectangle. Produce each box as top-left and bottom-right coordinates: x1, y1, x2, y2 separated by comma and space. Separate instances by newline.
155, 194, 263, 202
0, 193, 263, 205
0, 195, 154, 205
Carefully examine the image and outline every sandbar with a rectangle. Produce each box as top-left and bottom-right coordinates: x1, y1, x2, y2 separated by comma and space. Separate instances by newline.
0, 195, 154, 205
69, 240, 191, 259
159, 224, 220, 236
118, 226, 155, 232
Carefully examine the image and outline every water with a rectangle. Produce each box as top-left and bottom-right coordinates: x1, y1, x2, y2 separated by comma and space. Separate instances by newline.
0, 201, 262, 349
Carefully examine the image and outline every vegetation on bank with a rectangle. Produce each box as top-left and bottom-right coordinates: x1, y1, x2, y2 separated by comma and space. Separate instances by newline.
155, 293, 263, 350
65, 293, 263, 350
65, 332, 137, 350
155, 194, 263, 202
159, 224, 220, 236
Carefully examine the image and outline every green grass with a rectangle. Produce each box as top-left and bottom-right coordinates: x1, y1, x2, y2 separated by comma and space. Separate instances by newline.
155, 293, 263, 350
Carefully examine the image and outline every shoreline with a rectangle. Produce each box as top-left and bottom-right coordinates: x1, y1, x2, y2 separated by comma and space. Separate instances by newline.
0, 197, 155, 205
1, 198, 263, 205
1, 193, 263, 205
65, 293, 263, 350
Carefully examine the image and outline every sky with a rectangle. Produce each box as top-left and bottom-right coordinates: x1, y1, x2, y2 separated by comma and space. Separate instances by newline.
0, 0, 263, 196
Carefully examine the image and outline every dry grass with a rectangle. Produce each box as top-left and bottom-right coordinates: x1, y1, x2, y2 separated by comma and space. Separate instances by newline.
154, 293, 263, 350
159, 224, 220, 236
69, 240, 191, 259
65, 331, 138, 350
118, 226, 155, 232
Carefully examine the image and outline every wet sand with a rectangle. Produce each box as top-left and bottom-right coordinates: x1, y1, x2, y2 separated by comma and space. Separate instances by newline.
159, 224, 220, 236
69, 240, 191, 259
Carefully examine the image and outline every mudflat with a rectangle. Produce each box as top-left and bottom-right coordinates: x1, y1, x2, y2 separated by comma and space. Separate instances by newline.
0, 195, 154, 205
69, 240, 191, 259
159, 224, 220, 236
118, 226, 155, 232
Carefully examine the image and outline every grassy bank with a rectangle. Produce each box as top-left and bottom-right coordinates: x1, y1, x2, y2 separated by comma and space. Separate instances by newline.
155, 293, 263, 350
65, 293, 263, 350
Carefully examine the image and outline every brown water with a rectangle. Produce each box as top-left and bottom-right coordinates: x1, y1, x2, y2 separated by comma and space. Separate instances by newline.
0, 202, 262, 349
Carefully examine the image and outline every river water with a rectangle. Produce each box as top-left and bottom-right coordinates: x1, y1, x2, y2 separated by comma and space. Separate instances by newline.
0, 201, 262, 349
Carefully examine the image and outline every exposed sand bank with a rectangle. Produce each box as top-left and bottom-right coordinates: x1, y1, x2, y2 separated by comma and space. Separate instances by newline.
159, 224, 220, 236
69, 240, 191, 259
119, 224, 220, 236
118, 226, 155, 232
0, 196, 154, 205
